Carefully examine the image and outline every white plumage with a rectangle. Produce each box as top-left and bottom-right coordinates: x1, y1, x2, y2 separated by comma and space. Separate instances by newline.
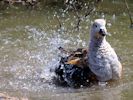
88, 19, 122, 82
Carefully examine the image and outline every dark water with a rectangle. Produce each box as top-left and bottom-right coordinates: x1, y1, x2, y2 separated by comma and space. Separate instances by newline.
0, 0, 133, 100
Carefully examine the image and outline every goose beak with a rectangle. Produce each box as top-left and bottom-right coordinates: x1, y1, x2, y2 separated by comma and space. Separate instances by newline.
99, 28, 108, 36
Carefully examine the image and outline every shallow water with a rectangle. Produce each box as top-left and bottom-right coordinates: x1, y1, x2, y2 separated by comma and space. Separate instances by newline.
0, 0, 133, 100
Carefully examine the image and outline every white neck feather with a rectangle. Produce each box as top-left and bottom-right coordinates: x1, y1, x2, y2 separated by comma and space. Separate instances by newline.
89, 36, 108, 51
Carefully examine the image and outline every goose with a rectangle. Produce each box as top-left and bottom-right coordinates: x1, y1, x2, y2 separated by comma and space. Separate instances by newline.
55, 19, 122, 87
88, 19, 122, 82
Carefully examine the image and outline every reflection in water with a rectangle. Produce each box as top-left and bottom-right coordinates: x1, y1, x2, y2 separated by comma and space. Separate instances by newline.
0, 0, 133, 100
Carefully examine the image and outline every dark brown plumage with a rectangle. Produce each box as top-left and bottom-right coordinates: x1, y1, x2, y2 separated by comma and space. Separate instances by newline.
55, 47, 97, 88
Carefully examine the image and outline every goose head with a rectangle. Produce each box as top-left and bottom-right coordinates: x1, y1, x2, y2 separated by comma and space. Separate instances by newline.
90, 19, 109, 40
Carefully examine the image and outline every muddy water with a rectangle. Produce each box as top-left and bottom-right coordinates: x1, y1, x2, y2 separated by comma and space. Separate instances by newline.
0, 0, 133, 100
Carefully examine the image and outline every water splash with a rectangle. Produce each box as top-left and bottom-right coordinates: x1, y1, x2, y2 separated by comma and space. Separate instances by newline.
0, 24, 88, 93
